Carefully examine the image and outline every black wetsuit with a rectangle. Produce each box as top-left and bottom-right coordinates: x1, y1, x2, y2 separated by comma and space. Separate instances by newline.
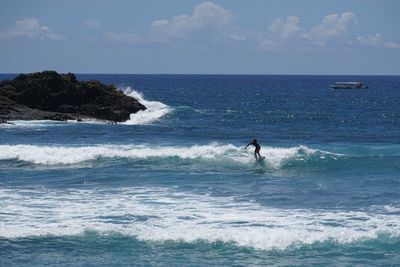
246, 140, 261, 159
250, 141, 260, 151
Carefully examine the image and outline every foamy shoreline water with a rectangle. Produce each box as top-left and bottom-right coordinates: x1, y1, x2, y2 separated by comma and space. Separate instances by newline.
1, 187, 399, 251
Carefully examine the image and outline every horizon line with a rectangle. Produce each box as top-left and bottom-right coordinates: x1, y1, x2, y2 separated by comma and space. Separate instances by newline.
0, 72, 399, 76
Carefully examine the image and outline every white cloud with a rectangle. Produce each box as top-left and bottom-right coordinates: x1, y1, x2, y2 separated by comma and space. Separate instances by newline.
103, 2, 234, 45
258, 38, 279, 51
259, 12, 357, 50
310, 12, 355, 38
384, 42, 400, 49
304, 12, 356, 46
264, 12, 398, 51
0, 18, 64, 40
356, 33, 383, 46
85, 19, 101, 29
101, 2, 398, 52
356, 33, 400, 49
151, 19, 169, 29
151, 1, 234, 38
268, 16, 304, 39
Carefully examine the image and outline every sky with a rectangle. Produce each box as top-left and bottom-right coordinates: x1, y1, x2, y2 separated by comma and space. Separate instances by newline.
0, 0, 399, 75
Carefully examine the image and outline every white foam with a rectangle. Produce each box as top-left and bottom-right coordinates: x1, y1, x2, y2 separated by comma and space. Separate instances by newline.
0, 143, 246, 165
121, 87, 172, 125
1, 119, 107, 128
0, 143, 341, 167
383, 204, 400, 213
263, 145, 342, 168
0, 187, 399, 250
0, 88, 171, 127
263, 145, 313, 168
0, 120, 67, 128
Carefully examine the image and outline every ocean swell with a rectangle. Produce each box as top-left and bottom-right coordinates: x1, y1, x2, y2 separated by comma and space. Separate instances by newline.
0, 143, 342, 167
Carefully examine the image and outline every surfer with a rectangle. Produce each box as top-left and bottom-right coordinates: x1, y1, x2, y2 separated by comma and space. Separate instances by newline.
245, 139, 262, 160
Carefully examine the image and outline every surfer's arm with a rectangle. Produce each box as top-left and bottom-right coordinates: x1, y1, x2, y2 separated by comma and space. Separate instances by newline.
245, 143, 251, 149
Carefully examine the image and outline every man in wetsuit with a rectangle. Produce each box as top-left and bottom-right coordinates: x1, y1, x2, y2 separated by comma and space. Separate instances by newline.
245, 139, 262, 159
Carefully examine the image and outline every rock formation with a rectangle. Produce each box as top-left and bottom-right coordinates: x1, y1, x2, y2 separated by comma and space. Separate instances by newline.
0, 71, 146, 123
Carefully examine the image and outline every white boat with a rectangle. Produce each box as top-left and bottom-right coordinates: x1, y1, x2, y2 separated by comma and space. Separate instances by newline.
330, 82, 367, 89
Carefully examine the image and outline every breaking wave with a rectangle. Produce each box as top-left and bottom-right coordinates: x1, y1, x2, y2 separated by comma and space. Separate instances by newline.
0, 88, 172, 126
121, 87, 172, 125
0, 143, 342, 167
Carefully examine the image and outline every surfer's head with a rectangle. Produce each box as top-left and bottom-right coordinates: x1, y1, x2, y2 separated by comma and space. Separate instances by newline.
253, 139, 257, 143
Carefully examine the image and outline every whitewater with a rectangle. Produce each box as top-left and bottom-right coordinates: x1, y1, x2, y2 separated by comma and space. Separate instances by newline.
1, 187, 399, 251
1, 74, 399, 266
0, 143, 343, 168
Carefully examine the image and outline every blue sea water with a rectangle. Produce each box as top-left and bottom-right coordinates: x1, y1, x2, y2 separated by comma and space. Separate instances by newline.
0, 74, 399, 266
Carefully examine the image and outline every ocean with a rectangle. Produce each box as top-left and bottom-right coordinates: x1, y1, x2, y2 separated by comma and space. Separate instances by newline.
0, 74, 399, 266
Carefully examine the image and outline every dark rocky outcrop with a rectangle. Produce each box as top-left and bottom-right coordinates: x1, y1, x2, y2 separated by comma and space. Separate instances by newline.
0, 71, 146, 123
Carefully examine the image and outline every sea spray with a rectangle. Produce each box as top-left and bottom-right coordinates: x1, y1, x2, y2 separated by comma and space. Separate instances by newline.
0, 88, 173, 127
121, 87, 172, 125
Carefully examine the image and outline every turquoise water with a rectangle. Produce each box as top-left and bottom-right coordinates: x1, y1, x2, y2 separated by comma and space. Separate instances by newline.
1, 74, 399, 266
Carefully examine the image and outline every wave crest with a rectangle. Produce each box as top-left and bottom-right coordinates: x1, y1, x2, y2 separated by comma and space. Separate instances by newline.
0, 143, 342, 167
122, 87, 172, 125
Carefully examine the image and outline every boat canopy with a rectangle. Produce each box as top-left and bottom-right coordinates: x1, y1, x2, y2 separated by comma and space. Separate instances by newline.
331, 82, 367, 89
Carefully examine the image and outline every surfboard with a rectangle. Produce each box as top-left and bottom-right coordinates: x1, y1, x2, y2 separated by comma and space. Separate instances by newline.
257, 156, 265, 161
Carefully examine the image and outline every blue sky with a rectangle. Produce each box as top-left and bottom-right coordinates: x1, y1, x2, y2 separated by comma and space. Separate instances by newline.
0, 0, 399, 74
